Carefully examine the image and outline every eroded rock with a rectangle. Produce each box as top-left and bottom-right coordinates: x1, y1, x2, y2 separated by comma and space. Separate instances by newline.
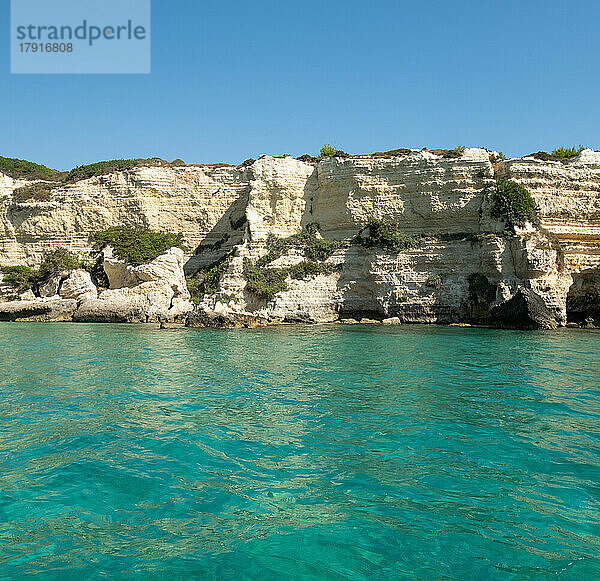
59, 269, 97, 300
186, 308, 267, 329
0, 298, 77, 322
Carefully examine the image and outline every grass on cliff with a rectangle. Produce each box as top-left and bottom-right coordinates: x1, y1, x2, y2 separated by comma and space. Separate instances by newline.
288, 261, 335, 280
244, 259, 337, 300
258, 224, 342, 266
37, 248, 82, 279
491, 179, 539, 229
243, 260, 289, 300
93, 227, 185, 266
1, 156, 169, 185
319, 145, 349, 158
425, 273, 442, 289
0, 265, 38, 292
0, 156, 65, 181
529, 146, 584, 162
370, 148, 413, 158
242, 225, 341, 300
358, 219, 419, 252
65, 158, 171, 182
10, 157, 182, 203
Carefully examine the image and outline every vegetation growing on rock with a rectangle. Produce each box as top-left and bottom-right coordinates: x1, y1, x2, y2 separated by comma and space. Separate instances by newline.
0, 265, 37, 292
359, 219, 418, 252
320, 145, 349, 157
370, 148, 412, 158
10, 157, 181, 203
491, 179, 539, 229
67, 159, 141, 182
446, 145, 466, 158
530, 146, 584, 162
93, 227, 184, 266
38, 248, 82, 279
0, 156, 64, 181
243, 260, 289, 299
551, 146, 584, 159
1, 248, 82, 293
186, 254, 233, 305
425, 273, 442, 289
320, 144, 338, 157
288, 261, 335, 280
66, 158, 171, 182
297, 154, 319, 163
426, 146, 466, 159
244, 258, 337, 301
258, 225, 342, 266
12, 182, 58, 203
240, 225, 341, 300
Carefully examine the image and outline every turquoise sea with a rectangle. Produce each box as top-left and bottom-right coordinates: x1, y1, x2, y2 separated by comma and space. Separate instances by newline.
1, 323, 599, 580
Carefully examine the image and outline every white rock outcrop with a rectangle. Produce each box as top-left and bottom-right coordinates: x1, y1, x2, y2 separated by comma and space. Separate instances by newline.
74, 247, 192, 322
59, 269, 97, 300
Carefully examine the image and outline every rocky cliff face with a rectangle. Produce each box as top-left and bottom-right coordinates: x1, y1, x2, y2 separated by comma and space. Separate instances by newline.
0, 148, 598, 328
499, 150, 600, 324
0, 164, 249, 267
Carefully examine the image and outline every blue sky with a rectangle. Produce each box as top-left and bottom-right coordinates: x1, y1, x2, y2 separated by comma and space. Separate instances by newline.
1, 0, 599, 170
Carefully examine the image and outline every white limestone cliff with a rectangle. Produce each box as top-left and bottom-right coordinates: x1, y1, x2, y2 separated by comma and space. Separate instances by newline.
0, 149, 598, 327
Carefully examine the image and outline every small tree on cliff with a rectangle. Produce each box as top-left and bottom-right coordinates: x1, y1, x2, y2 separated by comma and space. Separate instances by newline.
491, 179, 539, 230
320, 144, 338, 157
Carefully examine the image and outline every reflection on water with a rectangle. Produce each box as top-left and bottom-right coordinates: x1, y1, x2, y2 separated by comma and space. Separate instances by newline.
0, 323, 599, 579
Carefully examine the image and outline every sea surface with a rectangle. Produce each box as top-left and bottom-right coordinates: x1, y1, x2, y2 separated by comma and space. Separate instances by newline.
0, 323, 599, 580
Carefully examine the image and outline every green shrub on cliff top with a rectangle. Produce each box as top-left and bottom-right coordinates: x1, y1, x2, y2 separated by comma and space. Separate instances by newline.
551, 146, 584, 160
370, 148, 412, 158
530, 146, 584, 162
66, 158, 173, 182
0, 156, 64, 181
67, 160, 140, 182
491, 179, 539, 229
319, 145, 349, 157
320, 144, 338, 157
94, 227, 185, 266
0, 156, 173, 184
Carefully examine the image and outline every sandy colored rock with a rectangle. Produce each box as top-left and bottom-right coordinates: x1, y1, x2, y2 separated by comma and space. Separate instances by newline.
0, 298, 77, 322
59, 269, 97, 300
38, 274, 62, 298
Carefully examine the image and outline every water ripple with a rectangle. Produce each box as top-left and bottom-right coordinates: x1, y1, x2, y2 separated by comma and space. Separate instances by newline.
0, 323, 599, 579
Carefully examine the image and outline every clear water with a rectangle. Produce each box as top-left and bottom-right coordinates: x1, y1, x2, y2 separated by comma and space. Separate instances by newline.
1, 323, 599, 580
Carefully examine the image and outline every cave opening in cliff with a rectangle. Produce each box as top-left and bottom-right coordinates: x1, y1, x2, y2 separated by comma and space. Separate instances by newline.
566, 269, 600, 325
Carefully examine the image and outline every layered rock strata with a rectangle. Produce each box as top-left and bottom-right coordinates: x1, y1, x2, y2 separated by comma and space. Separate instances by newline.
0, 148, 599, 327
